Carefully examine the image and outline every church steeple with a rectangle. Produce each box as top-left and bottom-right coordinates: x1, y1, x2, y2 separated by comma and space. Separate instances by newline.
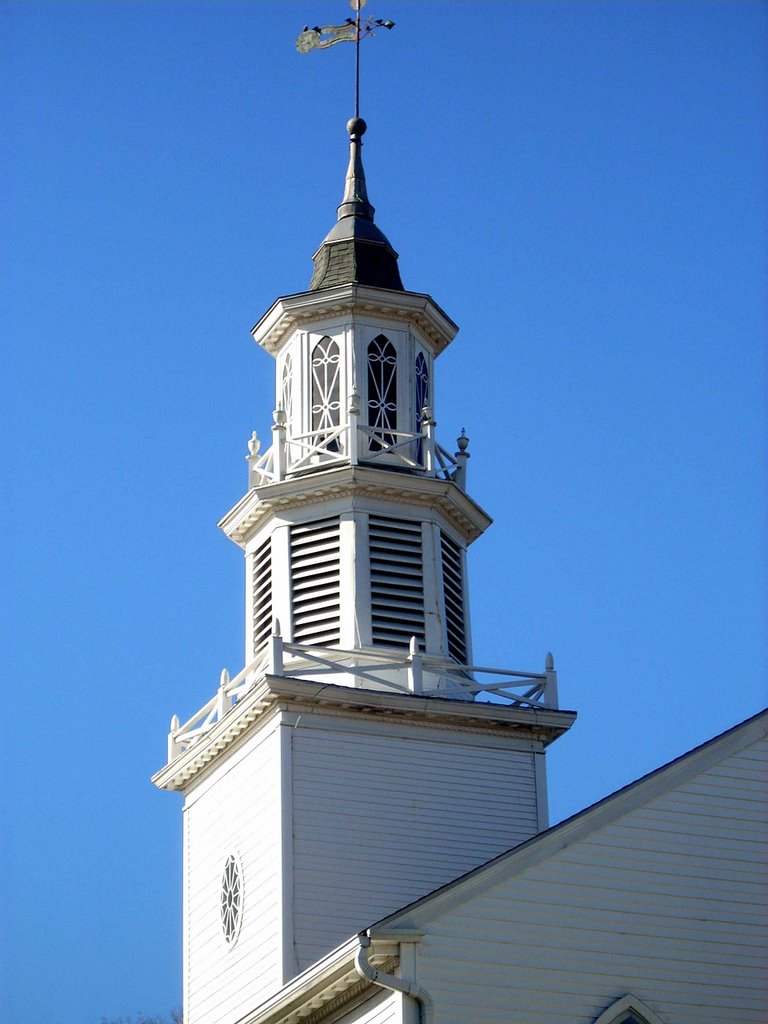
309, 117, 403, 291
153, 25, 575, 1024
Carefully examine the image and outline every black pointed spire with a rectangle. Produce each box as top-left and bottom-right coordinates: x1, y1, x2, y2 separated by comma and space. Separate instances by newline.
309, 118, 404, 291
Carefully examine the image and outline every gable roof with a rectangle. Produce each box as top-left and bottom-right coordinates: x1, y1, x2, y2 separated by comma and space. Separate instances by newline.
368, 707, 768, 933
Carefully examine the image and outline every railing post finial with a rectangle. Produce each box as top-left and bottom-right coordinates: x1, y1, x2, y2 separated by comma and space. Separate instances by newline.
272, 406, 287, 481
168, 714, 181, 763
268, 619, 284, 677
544, 651, 558, 708
407, 635, 423, 694
246, 431, 261, 488
421, 406, 436, 475
217, 669, 230, 720
454, 428, 470, 490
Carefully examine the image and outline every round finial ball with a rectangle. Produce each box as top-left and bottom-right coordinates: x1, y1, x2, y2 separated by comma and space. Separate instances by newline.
347, 117, 367, 138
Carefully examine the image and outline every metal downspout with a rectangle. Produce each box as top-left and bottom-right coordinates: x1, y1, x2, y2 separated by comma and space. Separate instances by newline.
354, 934, 434, 1024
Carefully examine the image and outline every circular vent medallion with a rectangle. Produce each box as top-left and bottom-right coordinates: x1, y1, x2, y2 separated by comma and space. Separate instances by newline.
220, 854, 243, 946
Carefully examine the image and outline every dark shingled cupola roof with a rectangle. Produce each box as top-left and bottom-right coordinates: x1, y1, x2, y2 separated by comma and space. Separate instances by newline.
309, 117, 404, 292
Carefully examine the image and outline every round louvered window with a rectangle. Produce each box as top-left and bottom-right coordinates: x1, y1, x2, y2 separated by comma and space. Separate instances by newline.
220, 854, 243, 946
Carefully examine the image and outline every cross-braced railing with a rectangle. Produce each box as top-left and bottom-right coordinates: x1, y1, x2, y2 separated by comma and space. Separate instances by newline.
166, 623, 559, 762
246, 400, 469, 490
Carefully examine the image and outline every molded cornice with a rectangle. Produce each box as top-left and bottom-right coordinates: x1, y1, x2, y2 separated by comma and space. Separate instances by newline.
233, 935, 398, 1024
152, 675, 576, 794
218, 464, 493, 548
251, 284, 458, 356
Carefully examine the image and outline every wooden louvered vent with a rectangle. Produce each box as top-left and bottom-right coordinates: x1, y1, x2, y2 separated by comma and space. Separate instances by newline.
440, 532, 467, 662
369, 515, 425, 649
290, 517, 341, 646
252, 535, 273, 656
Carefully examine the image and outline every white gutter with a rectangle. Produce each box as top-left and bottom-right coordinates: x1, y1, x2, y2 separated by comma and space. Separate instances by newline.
355, 933, 434, 1024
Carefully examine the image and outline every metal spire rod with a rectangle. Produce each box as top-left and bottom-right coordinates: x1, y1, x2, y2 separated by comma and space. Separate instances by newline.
295, 0, 394, 119
354, 0, 362, 119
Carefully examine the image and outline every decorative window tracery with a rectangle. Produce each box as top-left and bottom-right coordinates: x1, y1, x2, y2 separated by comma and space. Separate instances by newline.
220, 854, 243, 947
367, 335, 397, 450
414, 351, 429, 465
311, 336, 341, 436
280, 352, 293, 433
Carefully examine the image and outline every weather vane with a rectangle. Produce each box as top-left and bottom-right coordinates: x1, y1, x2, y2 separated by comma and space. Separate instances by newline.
296, 0, 395, 119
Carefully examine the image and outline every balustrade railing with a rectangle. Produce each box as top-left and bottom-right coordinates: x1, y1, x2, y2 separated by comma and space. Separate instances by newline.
166, 625, 559, 762
245, 401, 469, 489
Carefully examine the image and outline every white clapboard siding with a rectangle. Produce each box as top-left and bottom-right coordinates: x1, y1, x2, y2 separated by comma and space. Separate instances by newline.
413, 731, 768, 1024
290, 720, 539, 971
331, 991, 399, 1024
184, 721, 283, 1024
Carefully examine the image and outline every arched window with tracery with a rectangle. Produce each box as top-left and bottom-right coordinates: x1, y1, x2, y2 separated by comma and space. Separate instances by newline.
311, 336, 341, 439
414, 351, 429, 465
367, 335, 397, 451
281, 351, 293, 433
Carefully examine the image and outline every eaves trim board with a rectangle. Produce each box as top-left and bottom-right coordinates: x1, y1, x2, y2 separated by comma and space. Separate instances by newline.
150, 678, 278, 792
151, 674, 577, 792
268, 675, 575, 737
234, 935, 399, 1024
367, 707, 768, 931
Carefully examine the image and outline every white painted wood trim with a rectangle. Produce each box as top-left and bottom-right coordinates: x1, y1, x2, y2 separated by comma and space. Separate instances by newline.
339, 512, 359, 650
271, 524, 292, 643
396, 943, 419, 1024
534, 749, 550, 832
593, 993, 667, 1024
279, 722, 297, 983
182, 804, 190, 1023
244, 548, 255, 665
297, 331, 309, 437
422, 521, 443, 656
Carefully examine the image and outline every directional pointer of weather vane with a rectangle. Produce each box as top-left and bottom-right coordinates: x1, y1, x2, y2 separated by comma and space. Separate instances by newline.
296, 0, 395, 119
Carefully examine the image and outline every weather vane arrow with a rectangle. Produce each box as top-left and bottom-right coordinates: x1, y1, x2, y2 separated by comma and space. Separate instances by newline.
296, 0, 395, 119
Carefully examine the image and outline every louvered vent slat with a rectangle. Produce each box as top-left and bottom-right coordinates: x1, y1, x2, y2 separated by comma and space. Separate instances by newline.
252, 536, 273, 656
290, 517, 341, 646
369, 515, 425, 649
440, 532, 466, 662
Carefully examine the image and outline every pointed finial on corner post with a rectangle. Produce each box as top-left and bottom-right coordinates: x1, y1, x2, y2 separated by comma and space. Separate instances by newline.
247, 431, 262, 488
268, 619, 284, 677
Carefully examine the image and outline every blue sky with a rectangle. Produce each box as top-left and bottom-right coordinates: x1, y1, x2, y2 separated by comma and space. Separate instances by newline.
2, 2, 766, 1021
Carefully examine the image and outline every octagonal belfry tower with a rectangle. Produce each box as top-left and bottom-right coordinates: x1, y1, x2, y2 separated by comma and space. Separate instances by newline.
153, 117, 575, 1024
